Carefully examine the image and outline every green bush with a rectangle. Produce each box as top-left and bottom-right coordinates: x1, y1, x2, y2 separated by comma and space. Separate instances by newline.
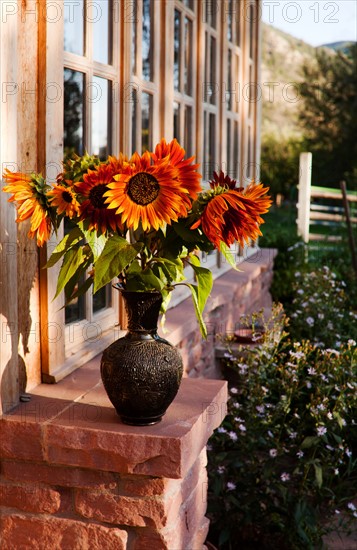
207, 307, 357, 549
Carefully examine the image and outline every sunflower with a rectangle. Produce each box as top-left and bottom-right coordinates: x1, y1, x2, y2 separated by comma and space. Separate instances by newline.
209, 170, 243, 191
152, 138, 202, 202
2, 170, 51, 246
47, 185, 80, 218
191, 180, 272, 250
75, 163, 123, 234
104, 150, 192, 231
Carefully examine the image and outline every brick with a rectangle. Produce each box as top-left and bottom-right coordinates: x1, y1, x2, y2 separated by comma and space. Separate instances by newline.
0, 418, 43, 461
75, 491, 168, 528
120, 476, 178, 497
0, 483, 60, 514
0, 514, 128, 550
1, 460, 118, 489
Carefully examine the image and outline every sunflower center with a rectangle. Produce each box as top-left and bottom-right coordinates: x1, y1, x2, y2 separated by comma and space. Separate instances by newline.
127, 172, 160, 206
89, 184, 108, 209
62, 190, 73, 203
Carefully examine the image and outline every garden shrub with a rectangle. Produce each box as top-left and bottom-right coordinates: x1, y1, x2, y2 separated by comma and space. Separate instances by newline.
207, 306, 357, 549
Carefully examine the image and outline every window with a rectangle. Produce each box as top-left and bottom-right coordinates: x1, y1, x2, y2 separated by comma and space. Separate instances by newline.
130, 0, 160, 153
173, 1, 196, 157
41, 0, 262, 379
63, 0, 120, 360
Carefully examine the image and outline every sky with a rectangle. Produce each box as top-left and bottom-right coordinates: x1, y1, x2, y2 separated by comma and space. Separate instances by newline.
261, 0, 357, 47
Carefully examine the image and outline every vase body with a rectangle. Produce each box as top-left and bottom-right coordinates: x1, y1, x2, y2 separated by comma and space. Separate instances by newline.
100, 290, 183, 425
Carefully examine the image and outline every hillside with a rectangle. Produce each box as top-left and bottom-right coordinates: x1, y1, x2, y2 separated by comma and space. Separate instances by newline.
261, 23, 318, 140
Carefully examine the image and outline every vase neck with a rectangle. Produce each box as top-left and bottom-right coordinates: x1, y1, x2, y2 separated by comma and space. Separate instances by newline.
121, 290, 162, 333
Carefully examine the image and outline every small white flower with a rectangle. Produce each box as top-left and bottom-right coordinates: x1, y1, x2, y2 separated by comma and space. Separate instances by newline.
295, 271, 301, 277
269, 449, 278, 457
256, 405, 265, 414
230, 387, 238, 394
327, 412, 333, 420
347, 503, 356, 511
335, 509, 341, 515
327, 321, 334, 330
346, 448, 352, 458
320, 374, 328, 382
280, 472, 290, 482
318, 313, 325, 320
348, 339, 356, 346
308, 367, 316, 375
297, 288, 304, 295
267, 430, 274, 438
334, 468, 339, 475
347, 382, 355, 390
228, 431, 238, 441
326, 445, 334, 451
317, 404, 325, 411
317, 426, 327, 436
217, 427, 227, 433
306, 317, 315, 326
306, 381, 312, 389
296, 450, 304, 459
238, 424, 246, 432
227, 481, 236, 491
289, 432, 297, 439
234, 416, 244, 423
217, 465, 225, 474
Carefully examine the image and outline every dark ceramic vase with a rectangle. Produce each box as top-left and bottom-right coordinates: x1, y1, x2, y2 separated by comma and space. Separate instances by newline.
100, 290, 183, 426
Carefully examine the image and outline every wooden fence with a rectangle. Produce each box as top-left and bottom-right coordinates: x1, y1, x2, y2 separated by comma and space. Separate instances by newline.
296, 152, 357, 274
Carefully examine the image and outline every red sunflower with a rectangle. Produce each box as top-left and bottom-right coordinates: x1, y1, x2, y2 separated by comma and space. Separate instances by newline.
75, 163, 124, 234
47, 185, 80, 218
104, 151, 192, 231
152, 138, 202, 202
191, 180, 272, 250
2, 170, 51, 246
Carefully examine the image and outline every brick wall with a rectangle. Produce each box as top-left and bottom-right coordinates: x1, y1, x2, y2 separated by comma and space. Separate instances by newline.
0, 380, 227, 549
0, 249, 276, 549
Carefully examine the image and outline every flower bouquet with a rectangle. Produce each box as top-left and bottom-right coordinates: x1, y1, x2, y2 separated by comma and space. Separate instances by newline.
2, 138, 271, 338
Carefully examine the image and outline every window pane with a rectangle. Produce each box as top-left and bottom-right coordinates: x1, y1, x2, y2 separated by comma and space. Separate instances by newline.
173, 101, 180, 141
226, 119, 231, 174
93, 0, 112, 64
131, 87, 138, 153
210, 36, 216, 104
236, 6, 241, 46
174, 10, 181, 91
184, 17, 192, 96
142, 92, 152, 152
205, 0, 217, 28
184, 105, 192, 157
93, 285, 112, 313
91, 76, 111, 159
183, 0, 194, 9
131, 0, 138, 74
64, 0, 84, 55
142, 0, 153, 80
227, 0, 233, 42
227, 49, 232, 111
234, 121, 239, 178
209, 113, 216, 172
64, 220, 85, 324
249, 5, 254, 59
64, 68, 85, 157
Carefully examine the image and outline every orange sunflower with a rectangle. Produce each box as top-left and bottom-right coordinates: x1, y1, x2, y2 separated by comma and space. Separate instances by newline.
191, 178, 272, 250
152, 138, 202, 202
47, 185, 80, 218
75, 163, 123, 234
2, 169, 51, 246
104, 150, 192, 231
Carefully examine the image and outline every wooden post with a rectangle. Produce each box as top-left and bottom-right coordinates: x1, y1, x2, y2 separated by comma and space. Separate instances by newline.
297, 152, 312, 242
340, 181, 357, 277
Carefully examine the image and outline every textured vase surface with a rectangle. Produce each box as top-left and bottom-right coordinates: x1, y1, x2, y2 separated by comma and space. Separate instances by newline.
101, 290, 183, 425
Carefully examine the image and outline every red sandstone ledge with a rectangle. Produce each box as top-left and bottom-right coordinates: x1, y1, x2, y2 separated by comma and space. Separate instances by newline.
0, 378, 227, 479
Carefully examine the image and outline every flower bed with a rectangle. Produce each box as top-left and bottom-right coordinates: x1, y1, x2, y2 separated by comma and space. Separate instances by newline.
207, 305, 357, 549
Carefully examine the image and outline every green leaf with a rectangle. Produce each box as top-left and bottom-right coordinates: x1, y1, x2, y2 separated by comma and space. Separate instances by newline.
93, 235, 143, 293
301, 436, 320, 449
45, 226, 84, 268
126, 267, 165, 292
313, 463, 323, 488
184, 283, 207, 338
62, 275, 94, 308
220, 241, 241, 271
82, 229, 108, 262
152, 257, 184, 284
188, 256, 213, 314
55, 246, 85, 299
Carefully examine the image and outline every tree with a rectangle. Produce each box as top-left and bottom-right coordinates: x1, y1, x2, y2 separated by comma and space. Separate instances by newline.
299, 44, 357, 188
